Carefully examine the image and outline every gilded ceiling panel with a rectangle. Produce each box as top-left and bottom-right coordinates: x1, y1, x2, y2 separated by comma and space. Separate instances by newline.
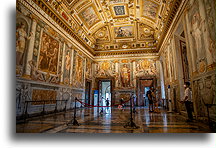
141, 0, 160, 21
114, 25, 134, 38
110, 3, 129, 18
78, 5, 101, 28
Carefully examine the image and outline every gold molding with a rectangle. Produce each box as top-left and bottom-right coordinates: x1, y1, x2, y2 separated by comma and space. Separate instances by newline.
95, 49, 157, 56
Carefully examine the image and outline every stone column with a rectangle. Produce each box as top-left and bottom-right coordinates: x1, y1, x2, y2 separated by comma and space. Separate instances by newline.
24, 18, 37, 76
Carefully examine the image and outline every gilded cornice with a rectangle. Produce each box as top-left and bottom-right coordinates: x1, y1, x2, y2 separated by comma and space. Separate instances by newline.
95, 48, 157, 57
156, 0, 183, 51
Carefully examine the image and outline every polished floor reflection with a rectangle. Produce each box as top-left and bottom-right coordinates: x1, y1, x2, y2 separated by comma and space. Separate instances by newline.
16, 107, 213, 133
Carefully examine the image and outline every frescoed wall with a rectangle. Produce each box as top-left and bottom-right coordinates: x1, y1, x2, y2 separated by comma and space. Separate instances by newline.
94, 58, 158, 104
185, 0, 215, 120
16, 2, 93, 118
95, 58, 157, 88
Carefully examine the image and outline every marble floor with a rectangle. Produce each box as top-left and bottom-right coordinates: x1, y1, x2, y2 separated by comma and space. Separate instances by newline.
16, 107, 214, 133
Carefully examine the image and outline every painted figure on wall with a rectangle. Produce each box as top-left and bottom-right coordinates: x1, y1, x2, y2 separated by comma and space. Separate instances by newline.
135, 59, 156, 76
65, 51, 71, 72
96, 61, 115, 77
120, 64, 130, 87
191, 11, 204, 61
63, 48, 71, 84
16, 23, 32, 66
38, 32, 59, 74
86, 59, 92, 79
74, 54, 84, 87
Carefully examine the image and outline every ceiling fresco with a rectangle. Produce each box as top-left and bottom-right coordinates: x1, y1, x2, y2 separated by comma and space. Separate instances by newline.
36, 0, 182, 56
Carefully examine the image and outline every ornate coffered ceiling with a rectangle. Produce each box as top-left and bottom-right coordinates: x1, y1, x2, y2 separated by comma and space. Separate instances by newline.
33, 0, 182, 56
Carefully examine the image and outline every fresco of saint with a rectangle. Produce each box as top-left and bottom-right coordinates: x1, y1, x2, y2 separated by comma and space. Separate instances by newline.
120, 64, 130, 87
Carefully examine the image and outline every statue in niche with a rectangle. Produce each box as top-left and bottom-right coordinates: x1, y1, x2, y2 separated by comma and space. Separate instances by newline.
16, 23, 32, 66
190, 11, 204, 61
120, 64, 130, 87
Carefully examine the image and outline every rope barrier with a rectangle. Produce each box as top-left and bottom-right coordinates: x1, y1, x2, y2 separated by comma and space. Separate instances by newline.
76, 98, 131, 108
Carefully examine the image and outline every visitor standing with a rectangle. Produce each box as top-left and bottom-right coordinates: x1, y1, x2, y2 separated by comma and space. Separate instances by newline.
181, 82, 193, 122
147, 88, 153, 112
